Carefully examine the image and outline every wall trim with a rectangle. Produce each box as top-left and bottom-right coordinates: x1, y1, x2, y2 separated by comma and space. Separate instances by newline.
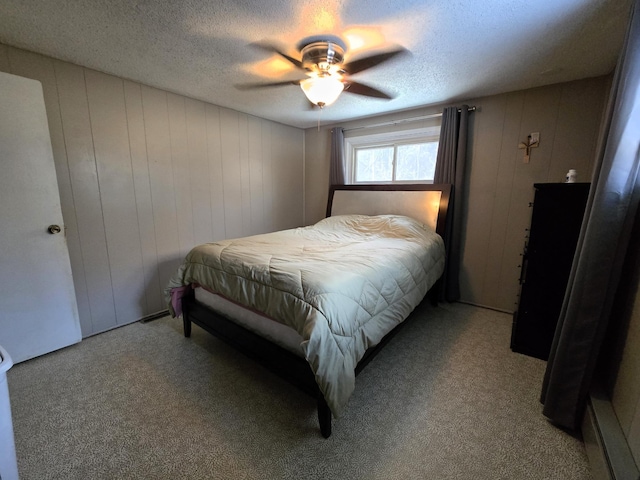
456, 300, 513, 314
583, 390, 640, 480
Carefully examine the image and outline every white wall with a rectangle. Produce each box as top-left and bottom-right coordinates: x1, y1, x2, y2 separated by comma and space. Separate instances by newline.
612, 281, 640, 465
608, 217, 640, 465
305, 76, 610, 312
0, 42, 611, 328
0, 44, 304, 337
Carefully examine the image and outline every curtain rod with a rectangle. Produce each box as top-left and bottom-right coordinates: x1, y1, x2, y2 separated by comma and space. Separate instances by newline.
343, 106, 476, 132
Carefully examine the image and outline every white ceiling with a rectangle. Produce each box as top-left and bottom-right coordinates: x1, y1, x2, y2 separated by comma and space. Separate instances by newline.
0, 0, 632, 129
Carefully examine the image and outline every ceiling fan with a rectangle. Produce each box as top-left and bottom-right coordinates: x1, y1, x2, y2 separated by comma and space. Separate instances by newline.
237, 36, 407, 108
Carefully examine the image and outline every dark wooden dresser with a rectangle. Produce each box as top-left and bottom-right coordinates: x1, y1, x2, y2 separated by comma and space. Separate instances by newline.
511, 182, 590, 360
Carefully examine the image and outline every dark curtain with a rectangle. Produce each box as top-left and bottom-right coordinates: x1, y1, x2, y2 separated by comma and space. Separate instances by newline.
434, 105, 469, 301
541, 0, 640, 430
329, 127, 345, 186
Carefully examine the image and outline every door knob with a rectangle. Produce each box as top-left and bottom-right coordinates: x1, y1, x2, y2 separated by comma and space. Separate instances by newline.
48, 225, 61, 234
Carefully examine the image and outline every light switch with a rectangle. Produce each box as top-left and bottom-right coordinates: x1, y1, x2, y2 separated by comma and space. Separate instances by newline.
531, 132, 540, 144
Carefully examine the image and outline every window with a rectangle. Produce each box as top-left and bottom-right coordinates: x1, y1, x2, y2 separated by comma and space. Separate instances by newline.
345, 126, 440, 184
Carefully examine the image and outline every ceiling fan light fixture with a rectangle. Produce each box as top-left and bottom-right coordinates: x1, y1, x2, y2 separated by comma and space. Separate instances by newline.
300, 76, 344, 107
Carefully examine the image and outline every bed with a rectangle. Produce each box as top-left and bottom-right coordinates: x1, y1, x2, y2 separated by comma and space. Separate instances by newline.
165, 183, 451, 437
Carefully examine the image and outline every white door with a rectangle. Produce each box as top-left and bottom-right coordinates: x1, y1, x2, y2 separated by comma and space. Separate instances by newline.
0, 71, 81, 363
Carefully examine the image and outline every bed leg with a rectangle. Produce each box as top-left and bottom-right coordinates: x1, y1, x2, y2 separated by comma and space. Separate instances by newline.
317, 397, 332, 438
429, 278, 443, 306
428, 287, 438, 307
183, 316, 192, 338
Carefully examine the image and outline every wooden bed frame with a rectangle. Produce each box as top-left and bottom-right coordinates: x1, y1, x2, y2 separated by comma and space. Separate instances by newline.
181, 183, 451, 438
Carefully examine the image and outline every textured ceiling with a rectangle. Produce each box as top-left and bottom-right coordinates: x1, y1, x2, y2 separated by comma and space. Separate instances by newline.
0, 0, 633, 128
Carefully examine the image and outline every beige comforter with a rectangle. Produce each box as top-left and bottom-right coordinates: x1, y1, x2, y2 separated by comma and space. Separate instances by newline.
165, 214, 445, 416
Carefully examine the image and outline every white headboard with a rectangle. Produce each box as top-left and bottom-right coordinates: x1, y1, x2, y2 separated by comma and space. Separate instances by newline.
327, 184, 451, 237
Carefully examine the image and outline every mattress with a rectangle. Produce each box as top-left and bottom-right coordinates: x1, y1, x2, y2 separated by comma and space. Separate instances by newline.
166, 214, 445, 416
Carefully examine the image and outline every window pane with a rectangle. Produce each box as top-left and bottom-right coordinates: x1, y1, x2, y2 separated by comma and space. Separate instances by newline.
355, 146, 393, 182
395, 142, 438, 181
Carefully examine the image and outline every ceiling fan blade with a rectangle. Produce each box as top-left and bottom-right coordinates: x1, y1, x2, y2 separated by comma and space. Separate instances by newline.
343, 81, 393, 99
235, 80, 303, 90
249, 41, 304, 70
342, 48, 407, 75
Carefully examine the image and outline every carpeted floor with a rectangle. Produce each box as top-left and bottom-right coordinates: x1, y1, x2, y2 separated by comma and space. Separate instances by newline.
7, 302, 592, 479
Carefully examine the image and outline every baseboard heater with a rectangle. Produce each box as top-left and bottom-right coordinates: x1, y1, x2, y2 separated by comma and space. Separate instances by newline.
582, 389, 639, 480
141, 309, 170, 323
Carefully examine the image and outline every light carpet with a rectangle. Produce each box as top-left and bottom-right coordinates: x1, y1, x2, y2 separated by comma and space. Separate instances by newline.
7, 302, 592, 479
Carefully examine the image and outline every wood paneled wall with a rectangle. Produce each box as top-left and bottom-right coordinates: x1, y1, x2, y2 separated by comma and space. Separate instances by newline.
461, 77, 608, 312
0, 45, 304, 337
304, 76, 610, 312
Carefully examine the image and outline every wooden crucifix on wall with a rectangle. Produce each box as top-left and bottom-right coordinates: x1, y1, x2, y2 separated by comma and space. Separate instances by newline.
518, 134, 539, 163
